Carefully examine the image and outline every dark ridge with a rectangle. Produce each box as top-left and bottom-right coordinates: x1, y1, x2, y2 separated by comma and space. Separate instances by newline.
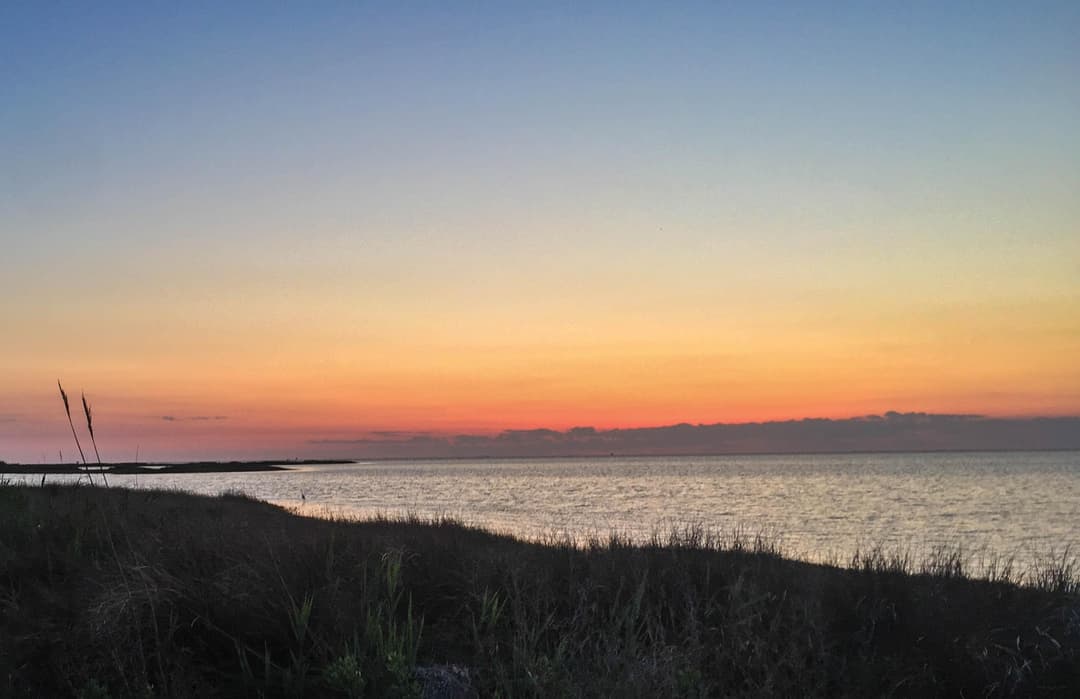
0, 459, 353, 475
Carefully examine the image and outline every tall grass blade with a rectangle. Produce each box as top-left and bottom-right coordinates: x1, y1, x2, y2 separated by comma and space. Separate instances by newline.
58, 380, 92, 485
81, 392, 108, 487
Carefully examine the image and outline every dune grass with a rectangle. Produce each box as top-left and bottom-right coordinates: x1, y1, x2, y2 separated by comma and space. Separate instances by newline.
57, 380, 91, 485
81, 392, 108, 487
0, 484, 1078, 697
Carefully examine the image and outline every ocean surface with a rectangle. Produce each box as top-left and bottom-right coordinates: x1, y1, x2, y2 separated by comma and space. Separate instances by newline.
9, 451, 1080, 570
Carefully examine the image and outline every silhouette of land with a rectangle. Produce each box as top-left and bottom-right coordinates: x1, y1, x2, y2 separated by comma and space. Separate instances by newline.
0, 459, 351, 475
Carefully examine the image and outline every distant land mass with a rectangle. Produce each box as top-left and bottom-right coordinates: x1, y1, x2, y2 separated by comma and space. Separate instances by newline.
0, 460, 353, 473
311, 412, 1080, 459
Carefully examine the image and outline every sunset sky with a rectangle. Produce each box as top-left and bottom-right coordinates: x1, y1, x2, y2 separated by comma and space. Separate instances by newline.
2, 2, 1079, 462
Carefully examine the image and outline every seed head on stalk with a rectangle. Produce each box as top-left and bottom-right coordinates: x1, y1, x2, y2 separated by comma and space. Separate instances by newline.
58, 380, 93, 485
82, 392, 108, 487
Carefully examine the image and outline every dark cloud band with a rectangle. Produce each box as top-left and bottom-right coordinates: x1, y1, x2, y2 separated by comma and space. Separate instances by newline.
309, 412, 1080, 458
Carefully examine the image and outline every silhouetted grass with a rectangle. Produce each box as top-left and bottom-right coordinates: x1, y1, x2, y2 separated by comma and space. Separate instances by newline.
57, 380, 91, 485
1, 485, 1077, 697
80, 392, 108, 487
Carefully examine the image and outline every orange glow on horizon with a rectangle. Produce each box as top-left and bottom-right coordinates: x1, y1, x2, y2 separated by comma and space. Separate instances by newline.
4, 287, 1079, 460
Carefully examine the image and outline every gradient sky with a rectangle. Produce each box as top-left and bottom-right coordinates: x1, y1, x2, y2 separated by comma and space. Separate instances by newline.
2, 2, 1079, 462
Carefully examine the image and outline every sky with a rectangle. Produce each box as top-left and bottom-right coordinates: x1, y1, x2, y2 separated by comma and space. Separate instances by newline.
2, 2, 1079, 462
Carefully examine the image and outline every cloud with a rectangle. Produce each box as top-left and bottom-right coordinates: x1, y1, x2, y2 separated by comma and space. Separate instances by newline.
311, 434, 447, 446
370, 430, 435, 439
307, 412, 1080, 459
161, 415, 229, 422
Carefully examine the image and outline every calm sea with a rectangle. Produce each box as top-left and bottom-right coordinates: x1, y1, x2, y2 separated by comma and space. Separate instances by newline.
10, 451, 1080, 569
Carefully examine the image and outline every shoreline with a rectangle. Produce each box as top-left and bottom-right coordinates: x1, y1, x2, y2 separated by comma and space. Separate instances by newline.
4, 447, 1077, 472
0, 459, 353, 475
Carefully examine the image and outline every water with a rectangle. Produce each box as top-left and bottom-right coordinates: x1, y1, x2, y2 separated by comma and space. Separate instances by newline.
8, 451, 1080, 569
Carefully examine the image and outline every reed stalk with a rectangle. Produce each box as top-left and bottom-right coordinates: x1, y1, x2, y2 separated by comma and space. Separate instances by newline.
82, 392, 108, 487
58, 380, 93, 485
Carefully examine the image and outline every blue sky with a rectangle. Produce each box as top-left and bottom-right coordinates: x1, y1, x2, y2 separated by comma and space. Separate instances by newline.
2, 2, 1078, 461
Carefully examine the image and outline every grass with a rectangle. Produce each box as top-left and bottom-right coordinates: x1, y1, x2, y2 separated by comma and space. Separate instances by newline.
57, 380, 91, 485
1, 484, 1078, 697
80, 392, 108, 487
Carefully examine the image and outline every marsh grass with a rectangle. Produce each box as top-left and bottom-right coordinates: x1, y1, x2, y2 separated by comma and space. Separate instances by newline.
57, 380, 91, 485
52, 382, 110, 487
1, 485, 1078, 697
81, 392, 108, 487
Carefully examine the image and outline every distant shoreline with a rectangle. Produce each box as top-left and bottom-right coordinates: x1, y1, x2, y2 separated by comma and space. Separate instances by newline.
0, 459, 353, 475
3, 449, 1078, 473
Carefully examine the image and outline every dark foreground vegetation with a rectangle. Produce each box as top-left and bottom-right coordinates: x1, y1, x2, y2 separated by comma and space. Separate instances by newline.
1, 485, 1078, 697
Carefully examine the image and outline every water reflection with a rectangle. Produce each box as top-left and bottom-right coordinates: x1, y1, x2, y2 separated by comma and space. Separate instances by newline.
8, 451, 1079, 569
